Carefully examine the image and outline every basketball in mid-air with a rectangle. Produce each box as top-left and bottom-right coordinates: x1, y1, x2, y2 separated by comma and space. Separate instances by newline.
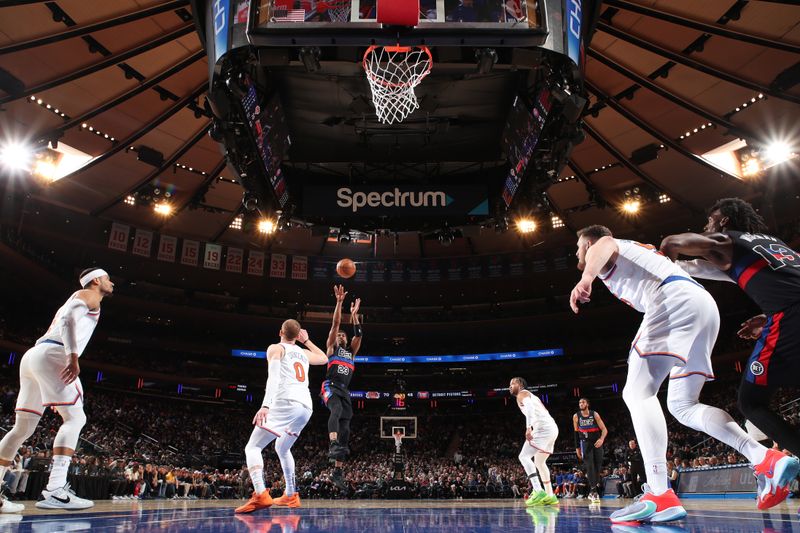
336, 258, 356, 279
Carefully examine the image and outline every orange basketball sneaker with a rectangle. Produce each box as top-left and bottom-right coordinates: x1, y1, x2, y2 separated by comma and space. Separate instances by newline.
609, 484, 686, 524
272, 492, 302, 508
234, 491, 273, 514
753, 448, 800, 510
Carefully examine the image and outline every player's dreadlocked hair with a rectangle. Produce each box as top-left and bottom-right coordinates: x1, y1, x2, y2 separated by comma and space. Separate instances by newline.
709, 198, 768, 234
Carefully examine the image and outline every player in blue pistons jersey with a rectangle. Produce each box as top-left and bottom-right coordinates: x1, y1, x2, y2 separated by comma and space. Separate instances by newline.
321, 285, 362, 490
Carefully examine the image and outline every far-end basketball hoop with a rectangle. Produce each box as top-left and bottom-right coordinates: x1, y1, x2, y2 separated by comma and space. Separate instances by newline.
393, 430, 404, 452
363, 45, 432, 124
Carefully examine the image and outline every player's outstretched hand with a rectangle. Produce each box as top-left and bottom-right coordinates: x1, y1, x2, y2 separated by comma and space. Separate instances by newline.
252, 407, 269, 426
569, 278, 592, 313
350, 297, 361, 316
333, 284, 347, 303
737, 314, 768, 340
297, 329, 309, 344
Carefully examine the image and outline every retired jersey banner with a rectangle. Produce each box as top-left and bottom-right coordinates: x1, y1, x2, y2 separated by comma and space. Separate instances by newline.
157, 235, 177, 262
132, 229, 153, 258
247, 250, 265, 276
270, 253, 287, 278
204, 243, 222, 270
291, 255, 308, 280
225, 247, 244, 273
107, 223, 130, 252
181, 239, 200, 266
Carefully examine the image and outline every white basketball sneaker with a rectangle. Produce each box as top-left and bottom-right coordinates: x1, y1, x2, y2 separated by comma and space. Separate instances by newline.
36, 483, 94, 510
0, 494, 24, 513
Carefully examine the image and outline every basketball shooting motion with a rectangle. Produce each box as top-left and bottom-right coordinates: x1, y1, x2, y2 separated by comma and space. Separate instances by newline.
322, 285, 362, 490
0, 268, 113, 513
570, 226, 791, 524
510, 377, 559, 507
236, 320, 328, 513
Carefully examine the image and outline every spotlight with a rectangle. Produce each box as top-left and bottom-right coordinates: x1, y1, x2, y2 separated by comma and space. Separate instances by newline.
515, 218, 537, 234
299, 47, 321, 73
242, 193, 259, 212
0, 141, 33, 171
438, 226, 455, 246
551, 216, 564, 229
741, 156, 761, 177
124, 195, 136, 206
154, 203, 173, 216
658, 193, 671, 204
258, 219, 276, 234
763, 141, 793, 165
475, 48, 498, 75
621, 200, 640, 214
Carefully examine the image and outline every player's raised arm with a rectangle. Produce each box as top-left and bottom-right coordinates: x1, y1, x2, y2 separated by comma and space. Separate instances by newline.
326, 285, 346, 355
349, 297, 363, 356
659, 232, 733, 269
298, 328, 328, 365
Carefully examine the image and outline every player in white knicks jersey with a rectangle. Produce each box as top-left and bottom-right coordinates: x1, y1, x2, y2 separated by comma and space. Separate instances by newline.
0, 268, 113, 513
510, 377, 559, 507
235, 319, 328, 514
570, 226, 775, 524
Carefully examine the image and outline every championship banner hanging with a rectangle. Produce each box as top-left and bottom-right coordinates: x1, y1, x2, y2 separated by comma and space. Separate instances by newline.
181, 239, 200, 267
204, 243, 222, 270
107, 223, 130, 252
157, 235, 178, 263
247, 250, 265, 276
225, 247, 244, 273
291, 255, 308, 280
132, 229, 153, 258
270, 253, 286, 278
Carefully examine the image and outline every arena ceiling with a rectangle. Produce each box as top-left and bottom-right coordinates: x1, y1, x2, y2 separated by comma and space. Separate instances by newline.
0, 0, 798, 259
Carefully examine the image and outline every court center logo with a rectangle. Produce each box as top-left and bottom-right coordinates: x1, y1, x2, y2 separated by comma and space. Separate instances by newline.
750, 361, 764, 376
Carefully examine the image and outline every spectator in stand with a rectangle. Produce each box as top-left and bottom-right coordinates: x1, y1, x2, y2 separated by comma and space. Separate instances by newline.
625, 440, 645, 496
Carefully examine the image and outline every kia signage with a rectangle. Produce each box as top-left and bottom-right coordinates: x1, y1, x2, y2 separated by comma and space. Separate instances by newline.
302, 186, 488, 216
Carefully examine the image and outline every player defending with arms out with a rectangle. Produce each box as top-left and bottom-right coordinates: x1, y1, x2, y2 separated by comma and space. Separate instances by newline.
661, 198, 800, 506
321, 285, 362, 490
510, 377, 559, 507
235, 320, 328, 513
573, 397, 608, 503
0, 268, 113, 512
570, 226, 788, 524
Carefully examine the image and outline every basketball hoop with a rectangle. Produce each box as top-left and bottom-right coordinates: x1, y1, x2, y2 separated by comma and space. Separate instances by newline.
318, 0, 351, 22
363, 45, 432, 124
393, 431, 404, 451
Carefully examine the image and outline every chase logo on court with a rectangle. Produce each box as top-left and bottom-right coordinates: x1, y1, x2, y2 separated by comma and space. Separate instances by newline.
750, 361, 764, 376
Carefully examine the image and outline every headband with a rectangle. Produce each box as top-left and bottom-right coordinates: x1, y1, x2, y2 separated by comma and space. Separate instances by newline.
80, 268, 109, 287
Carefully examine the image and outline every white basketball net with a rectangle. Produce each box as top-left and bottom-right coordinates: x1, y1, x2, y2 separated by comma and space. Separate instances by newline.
393, 433, 403, 450
321, 0, 350, 22
363, 45, 432, 124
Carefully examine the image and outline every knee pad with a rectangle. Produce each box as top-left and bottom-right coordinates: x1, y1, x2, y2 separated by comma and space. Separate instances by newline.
0, 411, 40, 460
53, 406, 86, 450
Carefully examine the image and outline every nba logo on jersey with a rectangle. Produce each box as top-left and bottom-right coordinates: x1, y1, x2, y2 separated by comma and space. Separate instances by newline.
750, 361, 765, 376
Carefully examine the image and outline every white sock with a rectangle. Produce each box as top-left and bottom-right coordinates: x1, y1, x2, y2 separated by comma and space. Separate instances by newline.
46, 455, 71, 491
528, 473, 543, 493
0, 464, 8, 485
249, 465, 266, 495
644, 461, 669, 495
